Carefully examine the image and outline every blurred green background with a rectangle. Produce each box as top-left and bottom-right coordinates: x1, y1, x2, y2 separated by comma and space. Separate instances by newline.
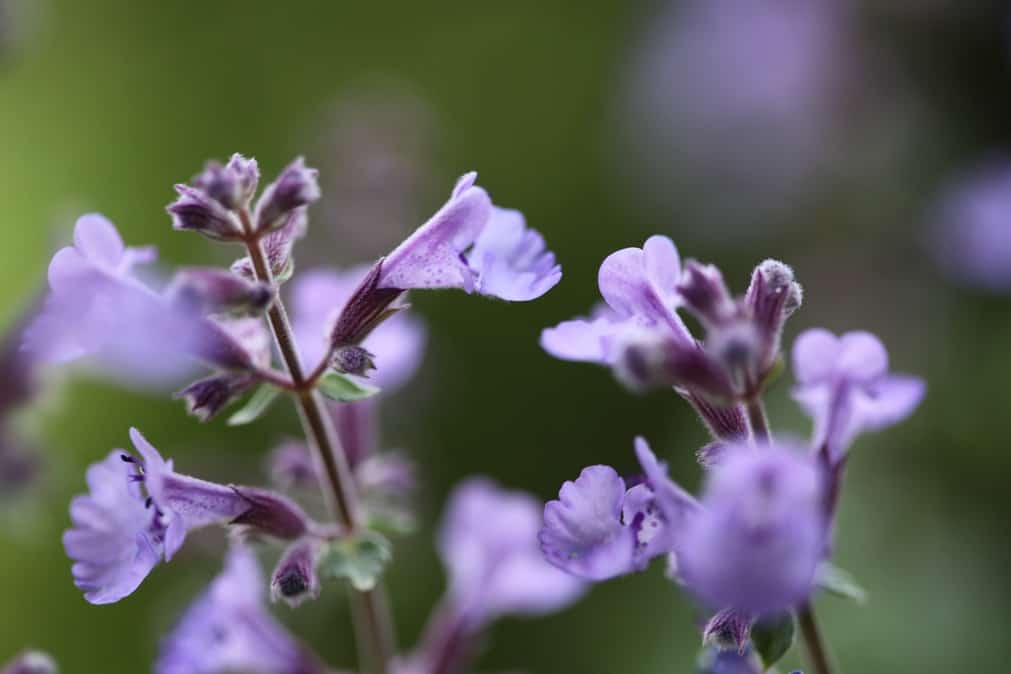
2, 0, 1010, 672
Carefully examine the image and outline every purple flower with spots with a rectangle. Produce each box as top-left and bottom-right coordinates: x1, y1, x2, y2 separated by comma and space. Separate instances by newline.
377, 173, 561, 301
791, 329, 925, 462
678, 442, 827, 615
539, 437, 698, 580
24, 214, 256, 385
63, 428, 311, 604
156, 545, 332, 674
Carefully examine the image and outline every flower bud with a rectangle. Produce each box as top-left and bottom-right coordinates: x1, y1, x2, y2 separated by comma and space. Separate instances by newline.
231, 487, 312, 541
167, 268, 274, 316
705, 318, 763, 396
254, 157, 320, 234
330, 345, 376, 378
173, 372, 257, 422
703, 608, 753, 654
678, 260, 737, 326
679, 390, 748, 442
271, 538, 322, 607
611, 328, 737, 400
167, 185, 242, 241
1, 651, 58, 674
267, 440, 317, 491
231, 208, 308, 284
746, 259, 802, 371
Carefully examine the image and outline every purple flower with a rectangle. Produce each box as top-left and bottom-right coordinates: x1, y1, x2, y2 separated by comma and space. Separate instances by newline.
438, 477, 585, 627
540, 235, 693, 365
377, 173, 561, 301
271, 538, 323, 607
0, 651, 58, 674
677, 442, 827, 615
540, 437, 698, 581
927, 160, 1011, 292
157, 545, 331, 674
703, 608, 753, 654
25, 214, 257, 384
291, 266, 426, 389
64, 428, 310, 604
192, 154, 260, 211
696, 647, 763, 674
791, 329, 925, 462
254, 157, 321, 234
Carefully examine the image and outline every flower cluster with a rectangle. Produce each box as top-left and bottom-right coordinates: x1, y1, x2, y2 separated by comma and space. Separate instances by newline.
29, 153, 572, 674
539, 236, 924, 667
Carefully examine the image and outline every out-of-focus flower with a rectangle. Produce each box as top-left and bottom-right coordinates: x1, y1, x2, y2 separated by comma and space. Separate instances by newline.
377, 174, 561, 301
540, 437, 699, 580
703, 608, 753, 654
926, 160, 1011, 293
0, 651, 58, 674
438, 478, 586, 626
696, 647, 764, 674
402, 478, 586, 674
63, 429, 312, 604
24, 214, 257, 385
1, 300, 41, 496
291, 266, 426, 388
157, 545, 333, 674
618, 0, 846, 236
678, 442, 827, 615
791, 329, 925, 462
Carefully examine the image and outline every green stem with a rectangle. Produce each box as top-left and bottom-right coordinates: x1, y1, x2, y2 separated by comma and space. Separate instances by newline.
243, 229, 394, 674
798, 603, 836, 674
746, 398, 771, 444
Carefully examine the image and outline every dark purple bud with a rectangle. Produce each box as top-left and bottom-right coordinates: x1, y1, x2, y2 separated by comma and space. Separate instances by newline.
231, 208, 308, 283
679, 390, 748, 442
662, 340, 738, 401
173, 372, 257, 422
254, 157, 320, 234
271, 538, 322, 607
611, 329, 737, 400
678, 260, 737, 326
330, 259, 406, 346
167, 185, 242, 241
231, 486, 311, 540
746, 259, 802, 371
225, 153, 260, 208
167, 267, 274, 316
330, 345, 376, 378
0, 651, 58, 674
703, 608, 753, 654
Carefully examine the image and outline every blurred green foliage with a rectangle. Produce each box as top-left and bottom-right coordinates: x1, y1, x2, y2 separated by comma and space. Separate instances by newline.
2, 1, 1011, 672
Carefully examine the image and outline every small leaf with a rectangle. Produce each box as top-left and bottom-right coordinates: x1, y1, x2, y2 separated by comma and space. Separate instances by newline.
317, 372, 381, 403
750, 611, 796, 669
761, 355, 786, 390
817, 562, 868, 604
227, 384, 281, 426
320, 531, 392, 591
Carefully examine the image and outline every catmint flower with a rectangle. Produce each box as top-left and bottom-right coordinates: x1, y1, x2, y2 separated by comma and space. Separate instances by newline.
744, 259, 802, 373
439, 478, 586, 627
64, 428, 312, 604
0, 651, 58, 674
192, 154, 260, 211
254, 157, 321, 234
677, 441, 827, 615
166, 267, 274, 316
291, 265, 426, 388
24, 214, 258, 383
377, 173, 561, 301
271, 538, 323, 607
791, 329, 925, 462
157, 545, 331, 674
926, 160, 1011, 292
540, 437, 698, 580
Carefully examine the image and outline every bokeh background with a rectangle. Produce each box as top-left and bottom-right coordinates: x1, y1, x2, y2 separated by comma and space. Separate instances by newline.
2, 0, 1010, 672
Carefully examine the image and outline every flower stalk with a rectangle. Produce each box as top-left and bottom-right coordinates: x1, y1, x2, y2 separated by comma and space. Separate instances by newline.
798, 603, 836, 674
241, 209, 394, 674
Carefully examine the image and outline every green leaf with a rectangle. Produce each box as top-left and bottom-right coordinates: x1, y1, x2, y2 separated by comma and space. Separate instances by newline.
320, 531, 392, 591
227, 384, 281, 426
317, 372, 381, 403
817, 562, 868, 604
760, 355, 786, 390
750, 611, 796, 669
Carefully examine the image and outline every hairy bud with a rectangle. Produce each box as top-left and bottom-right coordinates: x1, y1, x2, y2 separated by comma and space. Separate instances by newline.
167, 185, 242, 241
746, 259, 802, 371
271, 538, 322, 607
254, 157, 320, 234
174, 372, 257, 422
331, 345, 376, 378
167, 268, 273, 316
703, 608, 753, 654
678, 261, 737, 326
